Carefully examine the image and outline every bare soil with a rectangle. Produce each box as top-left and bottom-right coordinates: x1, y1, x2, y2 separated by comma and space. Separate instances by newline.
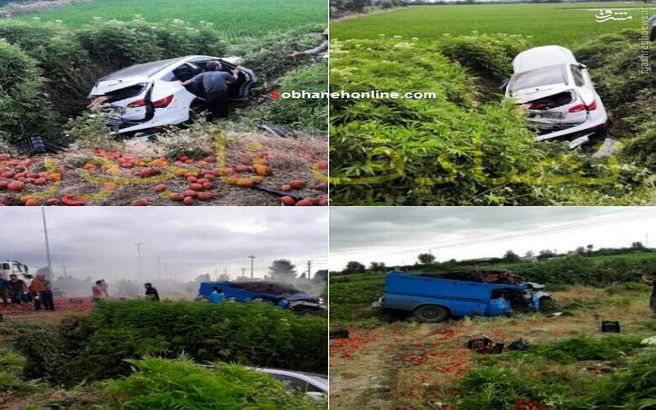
329, 287, 654, 410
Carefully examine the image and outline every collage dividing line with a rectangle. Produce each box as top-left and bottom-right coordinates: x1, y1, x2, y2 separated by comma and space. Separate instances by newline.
0, 0, 654, 409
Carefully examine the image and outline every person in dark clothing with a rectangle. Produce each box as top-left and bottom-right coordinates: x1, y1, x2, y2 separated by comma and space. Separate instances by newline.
649, 15, 656, 41
41, 276, 55, 311
0, 277, 8, 308
641, 273, 656, 314
8, 274, 27, 305
182, 61, 240, 119
144, 283, 160, 301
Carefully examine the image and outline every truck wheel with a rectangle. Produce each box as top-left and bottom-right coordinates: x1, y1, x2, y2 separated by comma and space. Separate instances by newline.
414, 305, 449, 323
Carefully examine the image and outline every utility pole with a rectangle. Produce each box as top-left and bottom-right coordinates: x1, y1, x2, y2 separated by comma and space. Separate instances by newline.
164, 263, 169, 281
241, 267, 246, 278
135, 242, 142, 277
306, 260, 312, 279
62, 265, 69, 277
248, 255, 256, 279
41, 207, 53, 276
156, 256, 161, 280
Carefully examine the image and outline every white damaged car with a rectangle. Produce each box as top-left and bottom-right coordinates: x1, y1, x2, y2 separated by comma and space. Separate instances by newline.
88, 55, 257, 134
505, 46, 608, 148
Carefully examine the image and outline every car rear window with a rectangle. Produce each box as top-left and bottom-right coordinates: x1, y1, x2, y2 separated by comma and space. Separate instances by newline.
510, 65, 567, 93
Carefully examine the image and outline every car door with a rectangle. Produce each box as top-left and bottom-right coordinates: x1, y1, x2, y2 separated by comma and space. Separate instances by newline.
150, 62, 200, 125
189, 57, 257, 101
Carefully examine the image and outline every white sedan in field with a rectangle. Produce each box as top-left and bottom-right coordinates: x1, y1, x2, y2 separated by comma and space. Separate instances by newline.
88, 55, 257, 134
505, 46, 608, 147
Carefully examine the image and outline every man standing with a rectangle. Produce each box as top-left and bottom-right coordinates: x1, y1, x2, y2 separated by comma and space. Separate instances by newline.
41, 276, 55, 311
29, 274, 46, 311
144, 283, 160, 301
182, 61, 240, 119
91, 280, 109, 302
641, 273, 656, 314
0, 275, 8, 308
209, 287, 225, 304
8, 274, 27, 305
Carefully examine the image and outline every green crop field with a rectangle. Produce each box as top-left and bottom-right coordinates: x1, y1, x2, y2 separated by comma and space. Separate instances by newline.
13, 0, 326, 38
332, 2, 653, 45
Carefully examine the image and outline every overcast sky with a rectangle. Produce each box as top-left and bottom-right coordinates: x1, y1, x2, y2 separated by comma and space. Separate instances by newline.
0, 207, 328, 281
330, 207, 656, 270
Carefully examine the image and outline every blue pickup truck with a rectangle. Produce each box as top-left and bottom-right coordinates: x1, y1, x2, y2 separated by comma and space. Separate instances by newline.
374, 269, 551, 323
198, 280, 325, 312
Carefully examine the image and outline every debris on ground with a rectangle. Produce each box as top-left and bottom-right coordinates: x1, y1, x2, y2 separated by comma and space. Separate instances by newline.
601, 320, 621, 333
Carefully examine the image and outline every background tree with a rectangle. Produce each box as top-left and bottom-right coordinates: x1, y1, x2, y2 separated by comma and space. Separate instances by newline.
587, 244, 594, 253
314, 270, 328, 282
417, 253, 436, 264
267, 259, 297, 280
538, 249, 556, 260
343, 261, 366, 274
631, 241, 645, 250
503, 250, 520, 262
369, 261, 387, 271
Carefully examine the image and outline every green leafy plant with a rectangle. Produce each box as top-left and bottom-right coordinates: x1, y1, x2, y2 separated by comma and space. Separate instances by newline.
104, 357, 326, 410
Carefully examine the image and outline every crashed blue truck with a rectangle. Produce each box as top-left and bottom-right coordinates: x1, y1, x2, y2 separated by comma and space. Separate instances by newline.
373, 270, 551, 323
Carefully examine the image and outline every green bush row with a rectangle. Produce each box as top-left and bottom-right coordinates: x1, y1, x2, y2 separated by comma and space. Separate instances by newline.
9, 299, 327, 387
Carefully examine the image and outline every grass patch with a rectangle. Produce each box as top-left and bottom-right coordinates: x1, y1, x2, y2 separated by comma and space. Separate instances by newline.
14, 0, 327, 40
332, 2, 649, 45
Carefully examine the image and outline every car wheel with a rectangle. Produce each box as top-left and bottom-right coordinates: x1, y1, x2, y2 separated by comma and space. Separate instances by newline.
413, 305, 449, 323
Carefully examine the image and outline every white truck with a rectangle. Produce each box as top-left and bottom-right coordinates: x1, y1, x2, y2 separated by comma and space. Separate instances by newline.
0, 260, 30, 280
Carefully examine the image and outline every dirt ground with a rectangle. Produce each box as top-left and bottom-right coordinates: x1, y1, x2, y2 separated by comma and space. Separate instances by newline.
0, 132, 328, 206
0, 297, 93, 325
329, 287, 654, 410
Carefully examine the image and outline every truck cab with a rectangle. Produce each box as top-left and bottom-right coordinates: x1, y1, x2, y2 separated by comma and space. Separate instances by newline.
0, 260, 29, 280
374, 270, 550, 323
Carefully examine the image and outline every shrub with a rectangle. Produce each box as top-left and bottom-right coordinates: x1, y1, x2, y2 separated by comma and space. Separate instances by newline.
104, 357, 325, 410
242, 24, 325, 86
0, 21, 96, 121
531, 336, 643, 364
0, 351, 48, 394
86, 300, 327, 374
578, 352, 656, 409
263, 62, 328, 131
0, 39, 59, 142
440, 34, 531, 83
9, 300, 327, 386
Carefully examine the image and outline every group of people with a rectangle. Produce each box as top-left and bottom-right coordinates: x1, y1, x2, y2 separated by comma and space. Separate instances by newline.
0, 274, 55, 311
90, 280, 161, 302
